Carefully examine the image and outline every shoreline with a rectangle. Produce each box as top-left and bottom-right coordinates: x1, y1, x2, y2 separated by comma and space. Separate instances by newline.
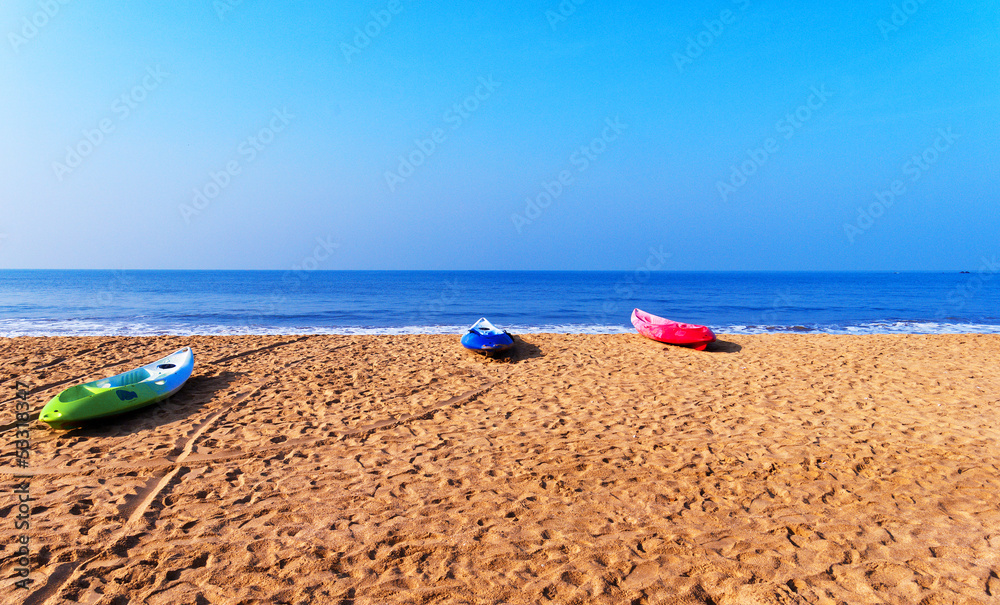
3, 333, 999, 603
4, 322, 1000, 338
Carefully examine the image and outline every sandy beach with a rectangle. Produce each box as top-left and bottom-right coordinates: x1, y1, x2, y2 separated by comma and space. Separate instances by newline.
2, 333, 999, 604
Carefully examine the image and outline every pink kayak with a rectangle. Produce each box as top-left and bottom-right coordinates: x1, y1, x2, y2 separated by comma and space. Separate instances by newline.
631, 308, 716, 351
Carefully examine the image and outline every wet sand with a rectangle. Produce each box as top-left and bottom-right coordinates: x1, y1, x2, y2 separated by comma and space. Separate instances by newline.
2, 333, 999, 604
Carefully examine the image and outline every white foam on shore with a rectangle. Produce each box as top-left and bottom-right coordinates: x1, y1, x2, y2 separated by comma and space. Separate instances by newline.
716, 321, 1000, 335
0, 320, 635, 337
3, 318, 1000, 338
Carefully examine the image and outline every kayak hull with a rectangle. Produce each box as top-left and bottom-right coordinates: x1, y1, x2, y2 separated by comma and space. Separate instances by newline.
631, 308, 715, 350
40, 347, 195, 429
461, 318, 514, 355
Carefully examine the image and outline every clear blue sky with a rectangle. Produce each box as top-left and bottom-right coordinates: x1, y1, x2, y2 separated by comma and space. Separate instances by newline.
2, 1, 997, 270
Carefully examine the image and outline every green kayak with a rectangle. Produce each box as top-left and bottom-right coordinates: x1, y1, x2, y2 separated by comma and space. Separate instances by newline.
40, 347, 194, 429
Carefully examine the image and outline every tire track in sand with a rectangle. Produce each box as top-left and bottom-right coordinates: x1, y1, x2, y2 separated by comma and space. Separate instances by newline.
6, 378, 502, 480
0, 337, 320, 434
24, 355, 502, 604
24, 372, 280, 605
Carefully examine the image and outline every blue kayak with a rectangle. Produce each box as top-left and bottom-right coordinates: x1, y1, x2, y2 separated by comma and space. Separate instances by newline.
461, 318, 514, 355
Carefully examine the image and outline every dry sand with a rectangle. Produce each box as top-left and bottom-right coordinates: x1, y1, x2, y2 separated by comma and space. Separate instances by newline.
2, 333, 1000, 604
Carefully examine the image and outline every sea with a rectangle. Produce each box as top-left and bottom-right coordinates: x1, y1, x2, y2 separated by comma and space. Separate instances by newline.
1, 270, 998, 337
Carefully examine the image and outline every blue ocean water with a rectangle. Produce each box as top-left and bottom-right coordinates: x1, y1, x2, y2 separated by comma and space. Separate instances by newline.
1, 270, 998, 336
